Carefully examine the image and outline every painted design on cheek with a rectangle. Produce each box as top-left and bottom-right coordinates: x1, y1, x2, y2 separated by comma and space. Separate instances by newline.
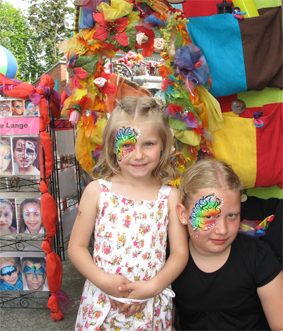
0, 206, 12, 220
24, 142, 35, 168
0, 149, 11, 160
190, 193, 223, 231
115, 127, 140, 161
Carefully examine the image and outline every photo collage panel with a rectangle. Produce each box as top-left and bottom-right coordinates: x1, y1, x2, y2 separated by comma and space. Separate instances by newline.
0, 136, 40, 176
0, 99, 39, 117
0, 255, 49, 292
0, 197, 43, 236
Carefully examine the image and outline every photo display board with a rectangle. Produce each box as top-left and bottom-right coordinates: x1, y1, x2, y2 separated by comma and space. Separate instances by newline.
0, 98, 40, 177
0, 254, 49, 292
0, 98, 42, 239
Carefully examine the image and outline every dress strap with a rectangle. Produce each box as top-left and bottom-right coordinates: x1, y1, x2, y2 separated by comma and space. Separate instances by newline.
98, 178, 112, 192
158, 184, 172, 200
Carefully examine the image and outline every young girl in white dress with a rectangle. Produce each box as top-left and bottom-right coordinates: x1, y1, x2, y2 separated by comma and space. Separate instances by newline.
68, 96, 188, 331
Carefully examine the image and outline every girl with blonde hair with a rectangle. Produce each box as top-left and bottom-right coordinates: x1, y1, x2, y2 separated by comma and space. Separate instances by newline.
69, 96, 188, 330
173, 159, 283, 330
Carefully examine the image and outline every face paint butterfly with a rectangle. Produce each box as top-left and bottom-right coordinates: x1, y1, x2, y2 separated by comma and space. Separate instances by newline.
1, 265, 17, 277
190, 193, 223, 231
24, 265, 45, 278
115, 126, 140, 161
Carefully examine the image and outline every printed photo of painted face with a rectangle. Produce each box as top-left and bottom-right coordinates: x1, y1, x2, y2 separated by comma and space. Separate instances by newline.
0, 138, 12, 175
19, 199, 43, 234
0, 257, 23, 291
11, 100, 24, 116
24, 101, 38, 116
0, 199, 17, 234
22, 257, 48, 291
0, 100, 11, 116
13, 137, 40, 176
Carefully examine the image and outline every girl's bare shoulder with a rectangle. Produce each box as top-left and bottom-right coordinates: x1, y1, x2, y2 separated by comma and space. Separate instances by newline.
81, 179, 101, 202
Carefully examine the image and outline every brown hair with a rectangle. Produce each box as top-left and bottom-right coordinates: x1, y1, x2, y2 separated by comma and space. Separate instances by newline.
180, 158, 243, 209
93, 96, 178, 184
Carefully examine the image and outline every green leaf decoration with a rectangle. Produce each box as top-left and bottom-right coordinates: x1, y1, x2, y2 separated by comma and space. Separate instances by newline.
66, 104, 82, 113
174, 31, 183, 50
164, 92, 174, 105
168, 118, 190, 131
127, 26, 137, 50
74, 54, 100, 76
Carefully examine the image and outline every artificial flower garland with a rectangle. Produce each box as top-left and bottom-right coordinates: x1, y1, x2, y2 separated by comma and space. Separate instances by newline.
59, 0, 224, 177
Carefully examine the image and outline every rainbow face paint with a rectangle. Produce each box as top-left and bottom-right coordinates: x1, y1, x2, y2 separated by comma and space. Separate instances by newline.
0, 205, 12, 220
115, 126, 140, 161
23, 205, 40, 218
190, 193, 223, 231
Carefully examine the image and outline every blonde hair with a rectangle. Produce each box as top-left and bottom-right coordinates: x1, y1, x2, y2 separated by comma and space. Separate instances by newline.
93, 96, 178, 184
0, 257, 19, 271
180, 158, 243, 209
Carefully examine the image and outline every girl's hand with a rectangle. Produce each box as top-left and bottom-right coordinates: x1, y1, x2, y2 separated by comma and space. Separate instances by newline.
109, 287, 146, 318
118, 302, 146, 318
118, 280, 156, 301
102, 274, 132, 298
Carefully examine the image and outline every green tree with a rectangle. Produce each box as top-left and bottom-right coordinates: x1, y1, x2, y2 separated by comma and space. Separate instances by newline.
27, 0, 73, 69
0, 0, 42, 81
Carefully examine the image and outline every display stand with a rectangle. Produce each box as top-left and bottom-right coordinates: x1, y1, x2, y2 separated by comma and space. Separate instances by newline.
49, 116, 81, 261
0, 96, 49, 308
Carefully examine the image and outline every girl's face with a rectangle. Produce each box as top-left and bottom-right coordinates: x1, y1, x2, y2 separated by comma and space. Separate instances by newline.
12, 101, 24, 115
0, 202, 13, 233
22, 202, 41, 233
114, 122, 163, 180
177, 187, 241, 256
14, 139, 37, 170
0, 145, 11, 174
24, 261, 45, 291
0, 103, 11, 116
0, 264, 19, 285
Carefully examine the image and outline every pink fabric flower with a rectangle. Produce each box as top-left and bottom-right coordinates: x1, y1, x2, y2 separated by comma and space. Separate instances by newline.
93, 77, 107, 87
69, 110, 81, 125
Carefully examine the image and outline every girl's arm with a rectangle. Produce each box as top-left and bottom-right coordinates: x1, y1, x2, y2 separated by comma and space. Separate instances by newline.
257, 271, 283, 331
118, 186, 189, 300
68, 181, 131, 298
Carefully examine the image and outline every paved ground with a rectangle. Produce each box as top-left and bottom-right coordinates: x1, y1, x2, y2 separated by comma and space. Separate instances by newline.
0, 254, 85, 331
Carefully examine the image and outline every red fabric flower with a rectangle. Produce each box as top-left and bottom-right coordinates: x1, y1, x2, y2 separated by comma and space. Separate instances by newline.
168, 104, 183, 116
135, 26, 155, 57
93, 13, 129, 47
94, 72, 116, 97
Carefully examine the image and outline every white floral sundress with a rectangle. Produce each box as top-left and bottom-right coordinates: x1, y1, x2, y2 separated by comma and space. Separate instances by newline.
75, 178, 175, 331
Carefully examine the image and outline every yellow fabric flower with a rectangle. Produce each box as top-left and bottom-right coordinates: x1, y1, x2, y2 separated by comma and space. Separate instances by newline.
196, 86, 224, 133
61, 95, 74, 116
126, 10, 140, 31
75, 128, 96, 173
97, 0, 133, 22
169, 177, 183, 188
173, 129, 201, 147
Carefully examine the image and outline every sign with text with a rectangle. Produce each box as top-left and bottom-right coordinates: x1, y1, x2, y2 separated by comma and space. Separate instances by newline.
0, 117, 39, 135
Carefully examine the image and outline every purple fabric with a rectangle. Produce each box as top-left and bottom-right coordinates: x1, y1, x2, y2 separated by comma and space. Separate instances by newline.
174, 44, 210, 86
